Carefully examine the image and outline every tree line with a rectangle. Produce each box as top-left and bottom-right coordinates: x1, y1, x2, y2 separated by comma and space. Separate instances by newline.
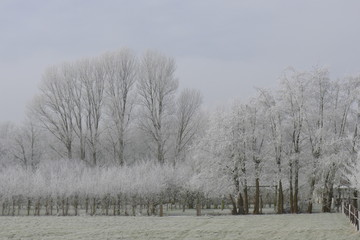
0, 49, 360, 216
194, 67, 360, 214
1, 49, 203, 168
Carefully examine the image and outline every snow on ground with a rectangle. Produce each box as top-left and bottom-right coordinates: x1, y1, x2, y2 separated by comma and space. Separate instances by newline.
0, 213, 358, 240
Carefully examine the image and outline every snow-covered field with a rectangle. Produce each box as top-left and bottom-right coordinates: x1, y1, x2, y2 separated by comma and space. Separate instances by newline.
0, 213, 358, 240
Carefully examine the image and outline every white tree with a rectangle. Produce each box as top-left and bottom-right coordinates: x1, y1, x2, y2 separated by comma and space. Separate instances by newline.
31, 65, 75, 159
258, 88, 285, 213
245, 100, 267, 214
12, 120, 42, 169
137, 51, 178, 164
81, 58, 106, 166
279, 67, 308, 213
103, 49, 137, 166
174, 88, 203, 166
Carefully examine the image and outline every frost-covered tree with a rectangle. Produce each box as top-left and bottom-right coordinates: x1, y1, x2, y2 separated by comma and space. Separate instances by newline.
137, 51, 178, 164
103, 49, 137, 166
31, 65, 75, 159
174, 88, 203, 166
279, 68, 308, 213
81, 58, 106, 166
245, 101, 267, 214
258, 89, 285, 213
12, 120, 42, 169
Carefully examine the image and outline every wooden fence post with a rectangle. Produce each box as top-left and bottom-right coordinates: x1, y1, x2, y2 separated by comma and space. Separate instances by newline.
349, 204, 352, 223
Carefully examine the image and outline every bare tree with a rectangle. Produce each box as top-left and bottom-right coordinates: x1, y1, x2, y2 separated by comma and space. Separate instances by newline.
230, 102, 249, 214
258, 89, 285, 214
246, 103, 266, 215
318, 75, 360, 212
12, 120, 42, 169
31, 65, 75, 159
103, 49, 137, 166
68, 62, 87, 161
280, 68, 307, 213
302, 67, 331, 212
81, 58, 106, 166
137, 51, 178, 164
174, 88, 202, 166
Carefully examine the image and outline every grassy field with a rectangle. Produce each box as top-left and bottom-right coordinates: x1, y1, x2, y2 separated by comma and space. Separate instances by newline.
0, 213, 358, 240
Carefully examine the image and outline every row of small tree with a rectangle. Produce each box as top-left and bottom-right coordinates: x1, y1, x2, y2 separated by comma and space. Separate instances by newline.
0, 159, 199, 216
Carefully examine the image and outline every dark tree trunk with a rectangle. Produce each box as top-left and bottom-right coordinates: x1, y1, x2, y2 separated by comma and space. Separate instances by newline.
45, 197, 49, 216
118, 136, 124, 166
159, 204, 163, 217
243, 186, 249, 214
229, 194, 238, 215
50, 198, 53, 215
12, 198, 16, 216
322, 172, 331, 212
113, 197, 116, 216
307, 177, 315, 213
117, 194, 121, 215
277, 180, 284, 214
237, 193, 244, 214
289, 161, 294, 213
85, 197, 89, 214
74, 195, 79, 216
67, 142, 72, 159
196, 194, 201, 216
294, 159, 299, 213
253, 178, 260, 214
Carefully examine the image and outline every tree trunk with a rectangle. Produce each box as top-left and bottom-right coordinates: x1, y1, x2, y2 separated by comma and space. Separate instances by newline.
117, 194, 121, 216
50, 198, 53, 215
65, 198, 69, 216
85, 197, 89, 214
289, 160, 294, 213
229, 194, 238, 215
159, 204, 163, 217
294, 159, 299, 213
92, 150, 97, 166
277, 180, 284, 214
243, 186, 249, 214
237, 193, 244, 214
80, 136, 86, 161
307, 176, 315, 213
74, 195, 79, 216
92, 197, 96, 216
322, 172, 331, 212
45, 197, 49, 216
17, 198, 21, 216
196, 194, 201, 216
12, 198, 16, 216
253, 178, 260, 214
118, 135, 125, 166
124, 196, 129, 216
274, 185, 278, 211
113, 197, 116, 216
157, 142, 165, 165
67, 142, 72, 159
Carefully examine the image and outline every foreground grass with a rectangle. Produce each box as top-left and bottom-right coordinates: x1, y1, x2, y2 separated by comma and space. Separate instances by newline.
0, 213, 358, 240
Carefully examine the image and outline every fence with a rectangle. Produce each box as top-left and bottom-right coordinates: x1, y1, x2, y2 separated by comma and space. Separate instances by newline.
342, 202, 359, 232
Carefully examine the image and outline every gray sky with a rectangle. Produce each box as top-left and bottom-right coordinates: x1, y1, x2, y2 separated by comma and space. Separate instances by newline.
1, 0, 360, 123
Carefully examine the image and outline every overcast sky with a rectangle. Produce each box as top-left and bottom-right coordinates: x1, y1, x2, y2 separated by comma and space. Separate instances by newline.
1, 0, 360, 123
